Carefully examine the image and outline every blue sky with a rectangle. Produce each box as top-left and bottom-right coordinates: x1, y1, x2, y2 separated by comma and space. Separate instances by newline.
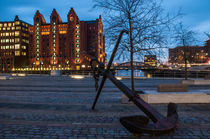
0, 0, 210, 44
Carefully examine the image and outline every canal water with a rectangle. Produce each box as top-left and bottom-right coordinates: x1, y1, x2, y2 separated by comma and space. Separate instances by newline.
115, 70, 145, 77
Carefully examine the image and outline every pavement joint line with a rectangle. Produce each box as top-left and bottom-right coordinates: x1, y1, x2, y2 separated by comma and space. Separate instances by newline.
0, 120, 123, 128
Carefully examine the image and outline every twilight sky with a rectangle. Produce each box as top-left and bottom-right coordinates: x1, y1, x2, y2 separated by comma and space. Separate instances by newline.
0, 0, 210, 45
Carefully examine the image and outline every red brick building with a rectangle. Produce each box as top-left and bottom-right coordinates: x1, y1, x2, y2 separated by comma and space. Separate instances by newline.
29, 8, 105, 70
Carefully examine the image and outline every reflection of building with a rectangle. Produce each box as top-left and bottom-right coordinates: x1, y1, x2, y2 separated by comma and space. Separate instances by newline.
0, 8, 105, 71
0, 16, 30, 71
144, 55, 157, 67
29, 8, 105, 70
169, 39, 210, 64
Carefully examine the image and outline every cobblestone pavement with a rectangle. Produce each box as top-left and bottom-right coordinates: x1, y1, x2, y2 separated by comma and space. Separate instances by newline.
0, 75, 209, 139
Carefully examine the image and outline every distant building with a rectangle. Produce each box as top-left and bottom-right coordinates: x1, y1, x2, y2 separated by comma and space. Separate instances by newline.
169, 39, 210, 64
29, 8, 105, 70
0, 16, 30, 71
144, 55, 157, 67
0, 8, 105, 71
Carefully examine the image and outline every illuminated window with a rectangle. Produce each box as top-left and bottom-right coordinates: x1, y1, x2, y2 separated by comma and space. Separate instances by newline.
6, 39, 9, 43
76, 30, 79, 33
12, 27, 15, 30
70, 16, 74, 21
0, 28, 1, 31
7, 27, 10, 30
3, 28, 6, 30
76, 49, 80, 53
4, 23, 7, 27
76, 39, 79, 42
76, 35, 79, 38
76, 44, 79, 48
10, 39, 14, 43
15, 44, 20, 49
76, 54, 79, 58
8, 23, 12, 26
76, 59, 80, 63
15, 31, 20, 36
22, 52, 26, 56
6, 46, 9, 49
0, 24, 2, 27
6, 32, 9, 36
15, 51, 20, 56
16, 26, 21, 30
15, 21, 20, 25
10, 45, 14, 49
15, 38, 20, 43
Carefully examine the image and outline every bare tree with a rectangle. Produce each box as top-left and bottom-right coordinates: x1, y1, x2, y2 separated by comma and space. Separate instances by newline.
93, 0, 179, 92
204, 32, 210, 39
173, 22, 197, 80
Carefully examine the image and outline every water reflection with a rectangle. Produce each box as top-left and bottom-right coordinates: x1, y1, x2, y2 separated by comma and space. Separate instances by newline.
115, 70, 144, 77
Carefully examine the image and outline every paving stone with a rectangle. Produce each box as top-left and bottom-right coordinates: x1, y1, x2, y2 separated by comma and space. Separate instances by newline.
0, 76, 209, 138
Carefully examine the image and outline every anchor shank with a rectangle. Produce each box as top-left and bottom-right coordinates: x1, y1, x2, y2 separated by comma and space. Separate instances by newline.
105, 71, 164, 122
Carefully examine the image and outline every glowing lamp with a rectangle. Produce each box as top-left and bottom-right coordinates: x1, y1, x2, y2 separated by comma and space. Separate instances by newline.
71, 75, 85, 79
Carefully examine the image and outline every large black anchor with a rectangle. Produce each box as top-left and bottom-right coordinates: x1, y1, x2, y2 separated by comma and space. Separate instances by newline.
90, 30, 178, 135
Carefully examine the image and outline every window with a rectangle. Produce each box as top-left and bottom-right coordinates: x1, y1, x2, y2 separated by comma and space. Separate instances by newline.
10, 45, 14, 49
6, 32, 9, 36
76, 39, 79, 42
22, 52, 26, 56
0, 24, 3, 27
15, 31, 20, 36
7, 27, 10, 30
6, 46, 9, 49
76, 44, 79, 48
8, 23, 12, 27
16, 26, 21, 30
15, 38, 20, 43
15, 21, 20, 25
12, 27, 15, 30
6, 39, 9, 43
15, 44, 20, 49
10, 39, 14, 43
4, 23, 7, 27
15, 51, 20, 56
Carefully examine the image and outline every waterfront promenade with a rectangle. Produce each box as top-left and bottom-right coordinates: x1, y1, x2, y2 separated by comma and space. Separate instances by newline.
0, 75, 209, 139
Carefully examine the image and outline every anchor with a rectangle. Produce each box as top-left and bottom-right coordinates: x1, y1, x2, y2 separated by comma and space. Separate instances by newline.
90, 30, 179, 135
